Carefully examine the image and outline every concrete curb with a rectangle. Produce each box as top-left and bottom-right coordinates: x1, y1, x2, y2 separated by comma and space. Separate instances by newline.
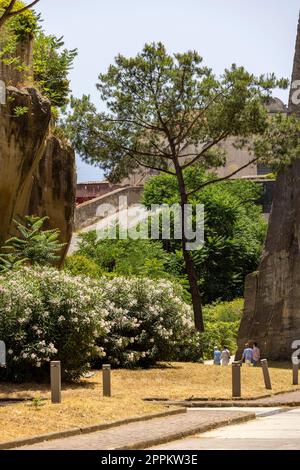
0, 408, 185, 450
144, 394, 272, 402
116, 413, 256, 450
145, 400, 300, 408
144, 388, 300, 403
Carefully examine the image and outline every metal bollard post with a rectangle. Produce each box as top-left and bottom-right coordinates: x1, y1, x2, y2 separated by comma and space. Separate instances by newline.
232, 362, 241, 398
50, 361, 61, 404
293, 362, 299, 386
102, 364, 111, 397
0, 341, 6, 368
261, 359, 272, 390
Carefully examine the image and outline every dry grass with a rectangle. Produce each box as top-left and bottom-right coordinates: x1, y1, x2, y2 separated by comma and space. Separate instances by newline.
0, 362, 298, 443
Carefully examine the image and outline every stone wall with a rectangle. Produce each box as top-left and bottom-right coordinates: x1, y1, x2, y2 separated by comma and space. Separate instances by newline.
74, 186, 144, 231
76, 182, 128, 205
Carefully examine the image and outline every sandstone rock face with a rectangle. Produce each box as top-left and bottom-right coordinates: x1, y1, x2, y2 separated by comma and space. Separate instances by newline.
237, 15, 300, 360
28, 135, 76, 262
0, 85, 51, 242
237, 160, 300, 359
0, 86, 76, 262
0, 34, 76, 263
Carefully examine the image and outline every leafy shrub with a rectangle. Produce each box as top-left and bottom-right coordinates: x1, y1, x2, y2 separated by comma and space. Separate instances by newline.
75, 231, 182, 279
203, 299, 244, 323
33, 32, 78, 108
177, 299, 243, 361
95, 277, 197, 368
64, 254, 103, 278
0, 267, 108, 382
200, 299, 243, 360
198, 322, 240, 360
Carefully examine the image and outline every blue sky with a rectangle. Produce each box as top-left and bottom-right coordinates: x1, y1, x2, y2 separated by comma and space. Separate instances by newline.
36, 0, 300, 182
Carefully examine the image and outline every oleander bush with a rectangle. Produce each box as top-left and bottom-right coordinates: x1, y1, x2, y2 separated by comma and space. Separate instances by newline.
0, 263, 244, 381
96, 277, 197, 368
0, 267, 201, 380
0, 267, 108, 382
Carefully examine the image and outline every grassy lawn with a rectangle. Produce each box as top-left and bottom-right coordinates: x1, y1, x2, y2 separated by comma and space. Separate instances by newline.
0, 362, 298, 443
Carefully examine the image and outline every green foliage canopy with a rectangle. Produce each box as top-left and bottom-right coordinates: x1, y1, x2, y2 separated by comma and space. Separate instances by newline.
143, 168, 267, 303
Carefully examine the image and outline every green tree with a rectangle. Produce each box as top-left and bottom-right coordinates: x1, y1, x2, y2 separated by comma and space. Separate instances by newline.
33, 32, 78, 108
143, 168, 267, 303
65, 42, 294, 331
0, 0, 39, 30
0, 1, 77, 110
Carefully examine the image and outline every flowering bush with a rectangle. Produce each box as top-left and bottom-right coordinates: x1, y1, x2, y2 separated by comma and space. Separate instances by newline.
0, 267, 201, 381
96, 277, 198, 368
0, 267, 108, 382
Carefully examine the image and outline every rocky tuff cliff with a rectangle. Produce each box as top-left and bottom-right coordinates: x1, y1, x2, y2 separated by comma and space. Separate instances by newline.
236, 15, 300, 360
0, 85, 76, 260
28, 134, 76, 261
0, 25, 76, 263
0, 85, 50, 241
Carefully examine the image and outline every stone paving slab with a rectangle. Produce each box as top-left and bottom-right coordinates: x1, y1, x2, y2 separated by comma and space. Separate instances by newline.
16, 410, 255, 450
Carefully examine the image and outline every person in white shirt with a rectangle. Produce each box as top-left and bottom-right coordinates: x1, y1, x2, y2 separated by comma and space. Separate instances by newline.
221, 346, 231, 366
252, 342, 261, 366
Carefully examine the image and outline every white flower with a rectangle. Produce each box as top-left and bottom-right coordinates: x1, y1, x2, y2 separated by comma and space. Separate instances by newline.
8, 349, 13, 355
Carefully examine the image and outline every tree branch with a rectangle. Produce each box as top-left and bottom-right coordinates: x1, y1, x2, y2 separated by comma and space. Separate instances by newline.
0, 0, 40, 29
6, 0, 40, 17
181, 132, 230, 169
104, 117, 164, 133
128, 152, 176, 176
187, 157, 259, 196
174, 85, 233, 145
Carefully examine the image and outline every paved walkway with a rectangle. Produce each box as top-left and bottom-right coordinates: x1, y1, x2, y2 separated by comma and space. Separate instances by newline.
16, 409, 253, 450
152, 408, 300, 450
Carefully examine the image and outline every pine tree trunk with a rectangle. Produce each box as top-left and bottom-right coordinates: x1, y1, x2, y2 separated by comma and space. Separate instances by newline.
174, 159, 204, 332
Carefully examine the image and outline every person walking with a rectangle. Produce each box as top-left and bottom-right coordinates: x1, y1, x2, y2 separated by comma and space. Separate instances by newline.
213, 346, 221, 365
221, 346, 231, 366
242, 343, 253, 366
252, 342, 261, 366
